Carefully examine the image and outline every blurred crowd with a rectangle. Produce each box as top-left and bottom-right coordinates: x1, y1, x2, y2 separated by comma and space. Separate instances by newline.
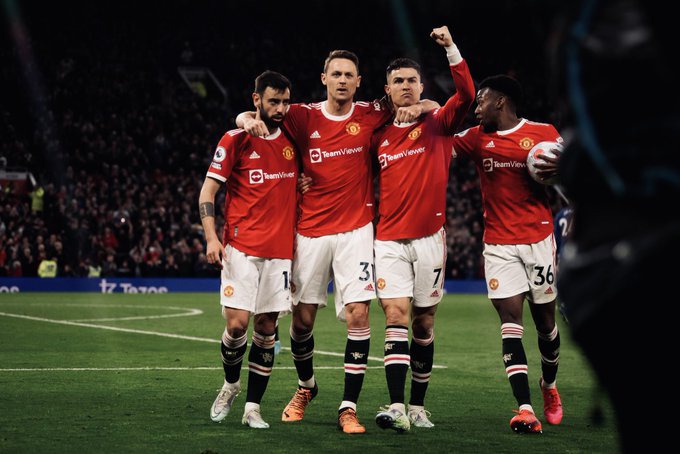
0, 1, 561, 279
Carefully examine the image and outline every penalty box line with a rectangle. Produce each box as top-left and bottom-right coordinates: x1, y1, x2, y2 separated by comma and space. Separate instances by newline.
0, 311, 447, 369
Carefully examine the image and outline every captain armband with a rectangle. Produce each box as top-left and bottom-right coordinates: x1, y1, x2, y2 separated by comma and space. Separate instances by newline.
199, 202, 215, 219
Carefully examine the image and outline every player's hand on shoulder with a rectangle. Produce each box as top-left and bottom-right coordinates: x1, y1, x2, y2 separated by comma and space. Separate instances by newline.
395, 104, 423, 124
297, 173, 313, 194
430, 25, 453, 47
242, 108, 270, 138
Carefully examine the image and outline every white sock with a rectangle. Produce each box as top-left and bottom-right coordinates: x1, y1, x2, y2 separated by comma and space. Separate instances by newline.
519, 404, 534, 414
339, 401, 356, 412
389, 403, 406, 414
298, 375, 316, 388
244, 402, 260, 414
225, 379, 241, 389
541, 377, 557, 389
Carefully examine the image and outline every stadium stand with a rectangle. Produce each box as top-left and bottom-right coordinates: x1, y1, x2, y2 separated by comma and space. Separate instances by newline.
0, 1, 561, 279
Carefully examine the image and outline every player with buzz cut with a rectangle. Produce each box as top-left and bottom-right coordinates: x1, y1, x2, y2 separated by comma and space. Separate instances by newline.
451, 74, 564, 434
237, 51, 438, 434
370, 25, 474, 433
200, 70, 298, 429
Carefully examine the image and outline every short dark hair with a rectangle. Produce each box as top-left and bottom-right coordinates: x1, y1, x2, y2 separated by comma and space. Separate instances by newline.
386, 58, 422, 80
323, 50, 359, 74
479, 75, 523, 108
254, 70, 291, 96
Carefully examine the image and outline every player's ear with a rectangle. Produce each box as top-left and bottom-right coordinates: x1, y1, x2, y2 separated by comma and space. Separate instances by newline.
384, 84, 391, 96
321, 72, 327, 86
252, 92, 261, 109
356, 75, 361, 88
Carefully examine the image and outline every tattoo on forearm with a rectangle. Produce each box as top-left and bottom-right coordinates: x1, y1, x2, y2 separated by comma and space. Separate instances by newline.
199, 202, 215, 219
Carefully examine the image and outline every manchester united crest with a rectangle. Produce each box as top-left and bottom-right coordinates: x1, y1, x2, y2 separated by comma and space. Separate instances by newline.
377, 278, 386, 290
519, 137, 535, 150
408, 127, 422, 140
282, 146, 294, 160
223, 285, 234, 297
488, 278, 499, 291
346, 122, 361, 135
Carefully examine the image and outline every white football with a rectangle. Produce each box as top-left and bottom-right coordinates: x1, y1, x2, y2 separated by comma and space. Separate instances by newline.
527, 141, 563, 185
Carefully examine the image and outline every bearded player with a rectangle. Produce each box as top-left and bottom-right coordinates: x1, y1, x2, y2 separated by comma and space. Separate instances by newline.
201, 71, 298, 429
237, 50, 436, 434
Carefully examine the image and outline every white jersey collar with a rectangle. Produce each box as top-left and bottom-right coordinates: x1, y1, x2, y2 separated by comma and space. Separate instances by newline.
321, 100, 355, 121
496, 118, 526, 136
393, 119, 417, 128
262, 128, 282, 140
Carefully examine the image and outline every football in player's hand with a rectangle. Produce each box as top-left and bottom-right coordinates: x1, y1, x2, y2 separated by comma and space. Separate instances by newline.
527, 141, 563, 185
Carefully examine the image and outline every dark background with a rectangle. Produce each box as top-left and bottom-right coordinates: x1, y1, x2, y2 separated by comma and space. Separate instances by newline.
0, 0, 567, 279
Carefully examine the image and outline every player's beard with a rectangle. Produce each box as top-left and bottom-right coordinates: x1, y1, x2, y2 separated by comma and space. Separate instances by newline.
258, 101, 284, 131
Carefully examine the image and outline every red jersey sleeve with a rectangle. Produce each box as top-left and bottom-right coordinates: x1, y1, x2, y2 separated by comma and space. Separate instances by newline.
369, 99, 393, 129
431, 60, 475, 134
451, 126, 479, 158
546, 124, 563, 143
282, 103, 311, 149
205, 130, 243, 182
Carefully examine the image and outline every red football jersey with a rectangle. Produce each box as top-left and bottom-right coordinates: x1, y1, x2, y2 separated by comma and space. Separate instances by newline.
283, 100, 392, 237
206, 128, 298, 259
452, 119, 563, 244
373, 60, 475, 241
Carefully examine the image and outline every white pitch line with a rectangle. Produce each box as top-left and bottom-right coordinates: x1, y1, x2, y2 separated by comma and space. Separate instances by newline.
72, 307, 203, 322
0, 311, 220, 343
0, 311, 447, 368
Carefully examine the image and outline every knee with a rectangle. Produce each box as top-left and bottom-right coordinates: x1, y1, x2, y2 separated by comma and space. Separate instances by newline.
383, 305, 409, 327
345, 302, 370, 328
412, 317, 434, 340
497, 310, 523, 326
291, 307, 315, 334
253, 313, 278, 335
291, 317, 313, 335
535, 321, 557, 336
226, 323, 247, 339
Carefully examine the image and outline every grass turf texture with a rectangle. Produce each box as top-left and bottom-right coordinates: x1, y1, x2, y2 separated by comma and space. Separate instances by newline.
0, 293, 617, 453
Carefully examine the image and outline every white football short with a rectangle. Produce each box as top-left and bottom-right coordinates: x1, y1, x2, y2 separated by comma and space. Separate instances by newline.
374, 227, 447, 307
483, 233, 558, 304
291, 222, 375, 320
219, 244, 292, 315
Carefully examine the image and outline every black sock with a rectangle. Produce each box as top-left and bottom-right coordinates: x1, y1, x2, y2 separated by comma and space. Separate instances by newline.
290, 328, 315, 386
384, 325, 409, 405
538, 325, 560, 385
409, 332, 434, 407
341, 327, 370, 409
220, 330, 247, 384
245, 331, 275, 404
501, 323, 531, 406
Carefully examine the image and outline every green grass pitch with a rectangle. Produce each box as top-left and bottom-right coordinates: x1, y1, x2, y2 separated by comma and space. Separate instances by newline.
0, 293, 618, 453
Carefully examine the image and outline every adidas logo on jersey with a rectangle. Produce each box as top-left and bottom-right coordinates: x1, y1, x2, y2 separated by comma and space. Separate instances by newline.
249, 151, 261, 159
364, 283, 375, 291
310, 130, 321, 139
485, 141, 495, 148
544, 287, 554, 295
430, 290, 440, 298
380, 139, 390, 147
